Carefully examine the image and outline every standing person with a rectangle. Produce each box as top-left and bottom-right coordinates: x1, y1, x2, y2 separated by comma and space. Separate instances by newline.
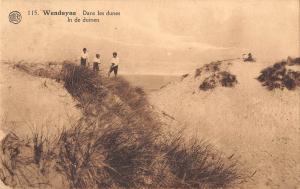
93, 54, 101, 72
80, 48, 89, 67
108, 52, 119, 77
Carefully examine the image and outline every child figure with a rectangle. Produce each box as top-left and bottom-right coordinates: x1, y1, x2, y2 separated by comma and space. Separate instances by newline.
93, 54, 101, 72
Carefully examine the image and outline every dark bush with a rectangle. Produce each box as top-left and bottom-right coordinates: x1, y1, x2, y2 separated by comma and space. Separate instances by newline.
199, 72, 237, 91
199, 78, 216, 91
195, 62, 221, 78
196, 61, 237, 91
220, 71, 237, 87
257, 61, 300, 90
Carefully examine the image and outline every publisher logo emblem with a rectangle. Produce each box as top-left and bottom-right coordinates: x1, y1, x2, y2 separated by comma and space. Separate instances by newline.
9, 11, 22, 24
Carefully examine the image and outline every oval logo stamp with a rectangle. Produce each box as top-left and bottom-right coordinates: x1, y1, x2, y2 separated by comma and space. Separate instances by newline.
9, 11, 22, 24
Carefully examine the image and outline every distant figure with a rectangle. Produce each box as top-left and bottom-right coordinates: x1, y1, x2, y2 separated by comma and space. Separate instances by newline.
93, 54, 101, 72
80, 48, 89, 67
243, 53, 254, 62
108, 52, 119, 77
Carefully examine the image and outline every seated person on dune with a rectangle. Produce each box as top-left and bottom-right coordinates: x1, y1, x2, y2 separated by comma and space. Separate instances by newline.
243, 53, 254, 62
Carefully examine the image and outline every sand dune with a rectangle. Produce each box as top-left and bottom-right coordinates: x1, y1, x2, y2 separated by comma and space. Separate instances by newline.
149, 59, 300, 188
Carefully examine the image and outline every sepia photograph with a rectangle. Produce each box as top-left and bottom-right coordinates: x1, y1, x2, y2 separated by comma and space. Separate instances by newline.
0, 0, 299, 188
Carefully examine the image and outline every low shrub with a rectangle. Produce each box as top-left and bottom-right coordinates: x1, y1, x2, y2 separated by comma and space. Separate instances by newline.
257, 61, 300, 90
199, 72, 237, 91
199, 78, 216, 91
196, 61, 237, 91
194, 61, 221, 78
220, 71, 237, 87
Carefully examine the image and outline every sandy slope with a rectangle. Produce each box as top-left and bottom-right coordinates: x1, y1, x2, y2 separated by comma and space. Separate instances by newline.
149, 60, 300, 189
0, 63, 82, 189
0, 62, 81, 138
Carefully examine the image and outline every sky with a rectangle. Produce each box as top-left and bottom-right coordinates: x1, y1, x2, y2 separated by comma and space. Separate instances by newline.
1, 0, 299, 75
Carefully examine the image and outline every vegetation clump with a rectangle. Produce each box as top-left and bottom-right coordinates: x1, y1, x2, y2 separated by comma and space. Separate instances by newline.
220, 71, 237, 87
199, 71, 237, 91
194, 61, 237, 91
194, 61, 221, 78
257, 60, 300, 90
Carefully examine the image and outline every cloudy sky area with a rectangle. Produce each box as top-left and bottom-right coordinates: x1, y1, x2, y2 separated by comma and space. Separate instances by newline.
1, 0, 299, 74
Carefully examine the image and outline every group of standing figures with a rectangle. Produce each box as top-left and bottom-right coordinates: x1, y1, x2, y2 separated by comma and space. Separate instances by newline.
80, 48, 119, 77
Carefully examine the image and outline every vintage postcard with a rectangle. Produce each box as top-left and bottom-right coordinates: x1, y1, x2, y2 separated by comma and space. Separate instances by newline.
0, 0, 299, 188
